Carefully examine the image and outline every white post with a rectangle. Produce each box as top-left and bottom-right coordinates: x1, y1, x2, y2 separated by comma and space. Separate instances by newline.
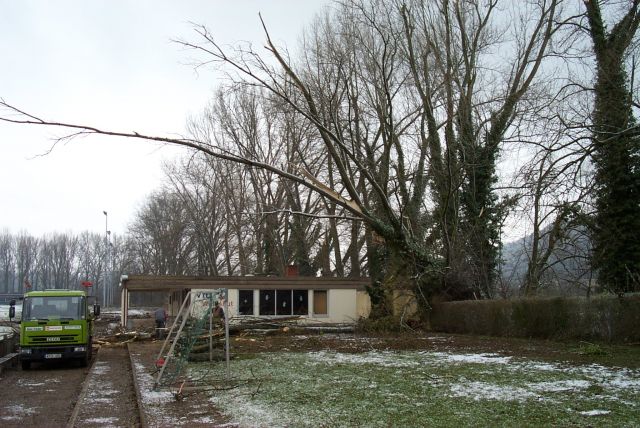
121, 286, 128, 329
209, 293, 213, 362
224, 288, 230, 379
103, 210, 108, 306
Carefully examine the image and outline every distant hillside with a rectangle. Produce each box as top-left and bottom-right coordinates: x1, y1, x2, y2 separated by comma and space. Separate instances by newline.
500, 225, 593, 296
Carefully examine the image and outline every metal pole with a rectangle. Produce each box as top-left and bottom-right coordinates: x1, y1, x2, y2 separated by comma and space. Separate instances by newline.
209, 293, 213, 362
103, 211, 108, 306
107, 239, 112, 306
224, 288, 230, 379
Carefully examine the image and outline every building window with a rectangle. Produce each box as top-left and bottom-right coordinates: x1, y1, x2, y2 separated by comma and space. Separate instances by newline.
293, 290, 308, 315
238, 290, 254, 315
313, 290, 327, 315
276, 290, 292, 315
259, 290, 275, 315
257, 289, 310, 316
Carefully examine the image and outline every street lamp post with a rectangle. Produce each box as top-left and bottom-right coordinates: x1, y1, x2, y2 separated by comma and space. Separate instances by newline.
103, 211, 109, 306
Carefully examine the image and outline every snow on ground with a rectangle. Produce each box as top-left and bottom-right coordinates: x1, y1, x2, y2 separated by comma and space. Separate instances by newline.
84, 417, 120, 424
126, 309, 152, 317
309, 350, 421, 368
433, 352, 640, 403
84, 361, 117, 409
0, 304, 21, 321
446, 379, 596, 403
99, 308, 152, 318
16, 378, 60, 387
579, 409, 611, 416
429, 351, 513, 365
0, 326, 17, 345
202, 348, 640, 426
528, 379, 591, 393
129, 351, 188, 427
215, 399, 279, 428
91, 361, 111, 376
449, 381, 536, 401
293, 334, 382, 344
0, 404, 38, 421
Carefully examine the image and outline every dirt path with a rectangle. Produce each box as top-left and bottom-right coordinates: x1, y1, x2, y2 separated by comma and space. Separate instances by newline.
70, 345, 141, 427
129, 341, 234, 427
0, 359, 91, 426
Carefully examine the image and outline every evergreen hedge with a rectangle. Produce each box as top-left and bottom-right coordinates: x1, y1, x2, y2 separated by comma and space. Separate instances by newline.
430, 295, 640, 342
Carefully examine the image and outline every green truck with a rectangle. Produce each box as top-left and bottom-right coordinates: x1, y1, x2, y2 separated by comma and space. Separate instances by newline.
14, 289, 99, 369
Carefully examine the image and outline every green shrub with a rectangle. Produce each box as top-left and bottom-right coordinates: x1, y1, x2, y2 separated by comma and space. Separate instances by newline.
355, 315, 404, 333
577, 341, 608, 356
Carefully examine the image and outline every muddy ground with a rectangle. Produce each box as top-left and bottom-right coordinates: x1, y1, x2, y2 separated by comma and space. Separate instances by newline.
0, 356, 91, 426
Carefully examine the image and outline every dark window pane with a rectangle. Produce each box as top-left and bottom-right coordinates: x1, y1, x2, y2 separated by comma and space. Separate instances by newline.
313, 290, 327, 315
293, 290, 308, 315
276, 290, 292, 316
238, 290, 254, 315
259, 290, 275, 315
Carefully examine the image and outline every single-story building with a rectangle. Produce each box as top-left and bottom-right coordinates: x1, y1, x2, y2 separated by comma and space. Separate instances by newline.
119, 275, 371, 327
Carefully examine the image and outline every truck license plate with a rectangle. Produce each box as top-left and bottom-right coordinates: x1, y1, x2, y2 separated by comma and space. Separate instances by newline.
45, 353, 62, 359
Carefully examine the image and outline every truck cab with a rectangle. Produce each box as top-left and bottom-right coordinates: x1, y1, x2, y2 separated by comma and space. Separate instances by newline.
18, 290, 99, 369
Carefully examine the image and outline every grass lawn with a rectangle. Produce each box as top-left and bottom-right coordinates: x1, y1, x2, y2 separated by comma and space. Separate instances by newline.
186, 342, 640, 427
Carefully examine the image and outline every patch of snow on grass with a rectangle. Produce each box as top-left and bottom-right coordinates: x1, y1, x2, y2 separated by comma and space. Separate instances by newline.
516, 361, 561, 372
309, 350, 420, 368
576, 365, 640, 392
430, 351, 512, 365
579, 409, 611, 416
529, 380, 591, 393
449, 381, 536, 402
514, 361, 640, 393
210, 394, 279, 428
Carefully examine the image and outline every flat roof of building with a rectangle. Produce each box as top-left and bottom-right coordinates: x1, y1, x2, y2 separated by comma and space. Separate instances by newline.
121, 275, 370, 292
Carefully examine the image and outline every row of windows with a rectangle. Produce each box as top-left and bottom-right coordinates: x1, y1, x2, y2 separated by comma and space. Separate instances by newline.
238, 289, 327, 316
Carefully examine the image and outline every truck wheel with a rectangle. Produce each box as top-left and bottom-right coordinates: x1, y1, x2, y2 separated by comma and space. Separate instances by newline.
21, 360, 31, 370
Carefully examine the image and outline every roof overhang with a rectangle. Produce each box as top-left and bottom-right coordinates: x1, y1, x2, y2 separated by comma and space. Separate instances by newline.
121, 275, 370, 292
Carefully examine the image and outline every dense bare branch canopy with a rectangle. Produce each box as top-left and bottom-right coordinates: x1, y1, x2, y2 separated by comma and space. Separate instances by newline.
3, 0, 638, 309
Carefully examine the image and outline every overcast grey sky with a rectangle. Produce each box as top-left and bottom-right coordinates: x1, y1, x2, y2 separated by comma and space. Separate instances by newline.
0, 0, 327, 236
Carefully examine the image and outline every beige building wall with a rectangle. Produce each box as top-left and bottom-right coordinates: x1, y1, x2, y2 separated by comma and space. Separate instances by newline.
356, 290, 372, 319
198, 288, 370, 323
326, 289, 356, 323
